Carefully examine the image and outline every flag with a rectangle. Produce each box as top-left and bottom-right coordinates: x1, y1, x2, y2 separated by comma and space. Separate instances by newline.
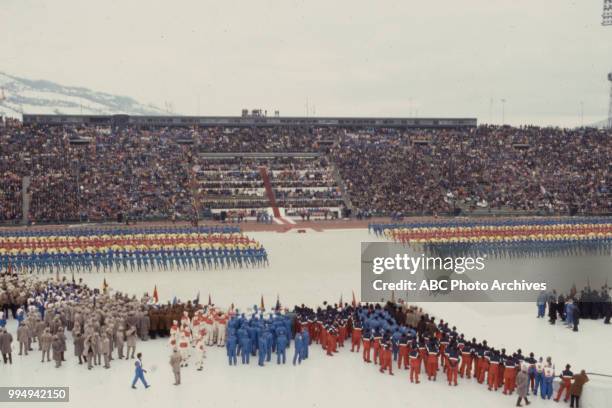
275, 294, 281, 312
230, 303, 235, 312
153, 285, 159, 304
352, 290, 357, 307
391, 290, 395, 303
194, 291, 200, 305
260, 295, 265, 310
339, 294, 343, 307
102, 278, 108, 294
172, 296, 177, 306
71, 270, 75, 284
208, 293, 212, 306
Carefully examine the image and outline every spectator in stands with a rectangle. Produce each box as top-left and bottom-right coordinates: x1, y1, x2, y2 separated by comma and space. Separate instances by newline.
1, 122, 609, 224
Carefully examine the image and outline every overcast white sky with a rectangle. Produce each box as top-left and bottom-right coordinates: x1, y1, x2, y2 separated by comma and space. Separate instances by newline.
1, 0, 611, 126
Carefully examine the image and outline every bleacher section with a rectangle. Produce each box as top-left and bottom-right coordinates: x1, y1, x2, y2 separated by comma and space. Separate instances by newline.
268, 157, 344, 217
192, 154, 346, 221
0, 174, 22, 223
2, 121, 609, 224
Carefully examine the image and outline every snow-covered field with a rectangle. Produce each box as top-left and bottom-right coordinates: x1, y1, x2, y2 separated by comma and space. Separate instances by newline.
1, 229, 610, 408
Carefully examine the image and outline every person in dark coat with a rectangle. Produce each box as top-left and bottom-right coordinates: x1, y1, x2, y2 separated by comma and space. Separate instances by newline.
0, 327, 13, 364
604, 294, 611, 324
416, 315, 427, 335
571, 305, 580, 332
569, 370, 589, 408
161, 310, 171, 337
548, 294, 558, 325
557, 294, 566, 321
149, 310, 159, 340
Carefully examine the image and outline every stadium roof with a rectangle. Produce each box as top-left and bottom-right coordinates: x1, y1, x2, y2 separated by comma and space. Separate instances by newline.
22, 114, 477, 129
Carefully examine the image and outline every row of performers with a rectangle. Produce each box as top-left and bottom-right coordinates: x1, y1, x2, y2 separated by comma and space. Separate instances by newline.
165, 309, 306, 367
387, 232, 612, 244
0, 225, 241, 238
0, 233, 255, 247
369, 217, 612, 235
0, 246, 269, 273
384, 225, 612, 239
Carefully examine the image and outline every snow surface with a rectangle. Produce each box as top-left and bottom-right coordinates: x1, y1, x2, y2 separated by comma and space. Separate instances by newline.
1, 228, 610, 408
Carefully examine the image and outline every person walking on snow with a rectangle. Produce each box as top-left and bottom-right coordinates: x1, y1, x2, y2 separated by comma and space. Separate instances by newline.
131, 353, 150, 389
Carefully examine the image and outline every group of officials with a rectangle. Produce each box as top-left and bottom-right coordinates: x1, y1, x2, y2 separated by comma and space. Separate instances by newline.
537, 286, 612, 331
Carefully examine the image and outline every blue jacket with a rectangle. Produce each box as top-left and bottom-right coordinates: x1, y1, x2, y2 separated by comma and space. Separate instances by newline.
134, 359, 144, 376
302, 331, 310, 346
227, 335, 238, 354
536, 292, 547, 306
294, 333, 303, 354
239, 335, 251, 350
258, 335, 267, 353
277, 333, 288, 351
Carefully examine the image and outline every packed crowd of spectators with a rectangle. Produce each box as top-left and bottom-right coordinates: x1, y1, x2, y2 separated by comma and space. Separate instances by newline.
0, 122, 609, 224
0, 175, 21, 222
331, 126, 611, 215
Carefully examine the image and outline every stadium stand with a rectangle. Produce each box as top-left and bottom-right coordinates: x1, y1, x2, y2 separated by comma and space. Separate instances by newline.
192, 155, 344, 220
0, 174, 21, 223
0, 120, 610, 224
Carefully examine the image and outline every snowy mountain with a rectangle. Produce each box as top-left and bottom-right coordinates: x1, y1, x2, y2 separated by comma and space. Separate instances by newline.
0, 72, 166, 118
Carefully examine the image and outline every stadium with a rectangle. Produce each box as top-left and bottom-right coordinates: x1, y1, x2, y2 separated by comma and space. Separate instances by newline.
1, 1, 611, 408
1, 111, 610, 408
